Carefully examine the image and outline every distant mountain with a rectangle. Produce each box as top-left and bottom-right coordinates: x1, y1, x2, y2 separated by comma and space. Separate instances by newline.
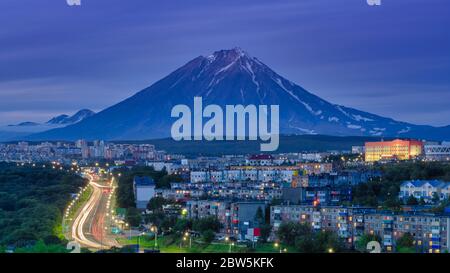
8, 121, 40, 127
27, 48, 450, 141
1, 109, 96, 141
46, 109, 95, 125
46, 115, 70, 125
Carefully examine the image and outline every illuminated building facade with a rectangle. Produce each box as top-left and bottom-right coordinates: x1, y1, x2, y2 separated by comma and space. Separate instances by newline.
365, 139, 423, 162
424, 141, 450, 161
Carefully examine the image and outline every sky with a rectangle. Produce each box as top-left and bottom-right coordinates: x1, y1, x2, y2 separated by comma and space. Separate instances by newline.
0, 0, 449, 126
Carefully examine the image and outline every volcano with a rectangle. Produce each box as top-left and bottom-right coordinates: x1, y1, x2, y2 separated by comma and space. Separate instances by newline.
27, 48, 450, 141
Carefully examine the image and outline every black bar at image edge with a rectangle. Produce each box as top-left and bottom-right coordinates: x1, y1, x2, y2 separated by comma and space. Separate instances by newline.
0, 253, 447, 272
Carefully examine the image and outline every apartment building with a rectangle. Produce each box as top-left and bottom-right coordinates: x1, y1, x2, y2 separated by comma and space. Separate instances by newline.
365, 139, 423, 162
270, 205, 450, 253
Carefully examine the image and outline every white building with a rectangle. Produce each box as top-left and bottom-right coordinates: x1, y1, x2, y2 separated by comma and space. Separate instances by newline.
351, 146, 365, 154
190, 169, 295, 183
146, 161, 174, 174
425, 141, 450, 161
399, 180, 449, 202
246, 155, 274, 166
133, 176, 156, 209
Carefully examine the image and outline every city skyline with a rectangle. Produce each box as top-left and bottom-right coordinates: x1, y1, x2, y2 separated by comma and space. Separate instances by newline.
0, 0, 449, 126
2, 0, 450, 259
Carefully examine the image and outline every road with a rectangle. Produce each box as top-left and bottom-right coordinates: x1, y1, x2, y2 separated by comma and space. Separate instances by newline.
70, 173, 120, 250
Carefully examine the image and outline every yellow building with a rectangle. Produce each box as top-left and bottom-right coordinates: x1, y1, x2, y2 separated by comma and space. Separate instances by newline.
365, 139, 423, 162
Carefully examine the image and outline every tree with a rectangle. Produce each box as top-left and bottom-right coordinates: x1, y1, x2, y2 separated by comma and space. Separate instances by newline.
126, 207, 142, 227
432, 192, 440, 204
259, 224, 272, 243
193, 217, 221, 233
0, 163, 86, 249
173, 218, 192, 233
115, 166, 174, 208
43, 235, 63, 245
383, 197, 401, 210
160, 216, 177, 232
157, 174, 183, 189
254, 207, 265, 227
294, 235, 316, 253
355, 233, 381, 253
201, 230, 215, 244
314, 230, 344, 253
14, 240, 69, 253
396, 232, 414, 251
276, 222, 312, 246
419, 197, 426, 206
147, 197, 169, 211
406, 195, 419, 206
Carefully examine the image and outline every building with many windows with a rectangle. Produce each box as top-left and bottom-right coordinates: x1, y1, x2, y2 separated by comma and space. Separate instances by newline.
365, 139, 423, 162
424, 141, 450, 161
270, 205, 450, 253
399, 180, 450, 202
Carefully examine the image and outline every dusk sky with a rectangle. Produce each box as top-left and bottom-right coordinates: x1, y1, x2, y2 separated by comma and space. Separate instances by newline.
0, 0, 449, 126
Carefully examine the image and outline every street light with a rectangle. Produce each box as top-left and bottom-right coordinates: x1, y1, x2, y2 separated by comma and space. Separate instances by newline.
181, 208, 188, 217
229, 242, 235, 253
125, 223, 131, 239
137, 232, 145, 253
151, 226, 159, 249
274, 242, 282, 253
183, 231, 192, 248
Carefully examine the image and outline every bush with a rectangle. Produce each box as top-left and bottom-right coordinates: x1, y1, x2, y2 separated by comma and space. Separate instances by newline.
201, 230, 215, 244
192, 217, 221, 233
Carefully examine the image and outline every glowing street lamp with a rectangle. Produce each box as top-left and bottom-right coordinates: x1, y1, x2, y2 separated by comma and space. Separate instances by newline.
150, 226, 159, 249
274, 242, 282, 253
181, 208, 188, 217
229, 242, 235, 253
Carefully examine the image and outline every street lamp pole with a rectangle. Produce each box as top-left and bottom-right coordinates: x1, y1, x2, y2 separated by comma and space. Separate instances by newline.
229, 242, 235, 253
151, 226, 158, 249
274, 242, 282, 253
137, 235, 140, 252
137, 232, 145, 253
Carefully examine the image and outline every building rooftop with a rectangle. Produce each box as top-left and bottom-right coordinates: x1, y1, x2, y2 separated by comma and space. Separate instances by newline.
401, 179, 448, 187
133, 176, 155, 186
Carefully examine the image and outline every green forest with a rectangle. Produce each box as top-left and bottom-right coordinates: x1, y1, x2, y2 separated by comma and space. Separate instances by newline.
0, 162, 87, 251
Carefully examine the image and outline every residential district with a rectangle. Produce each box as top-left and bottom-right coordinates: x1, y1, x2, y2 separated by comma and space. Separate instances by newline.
1, 138, 450, 253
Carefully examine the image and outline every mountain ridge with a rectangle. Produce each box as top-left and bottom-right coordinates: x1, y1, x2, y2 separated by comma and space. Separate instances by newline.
46, 109, 95, 125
